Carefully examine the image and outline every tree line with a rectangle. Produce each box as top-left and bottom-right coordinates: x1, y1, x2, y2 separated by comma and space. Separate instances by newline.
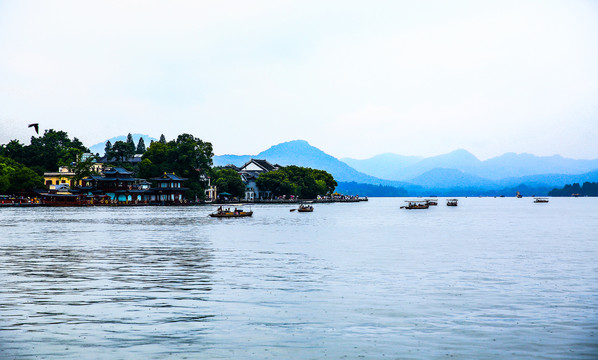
0, 129, 337, 200
548, 182, 598, 197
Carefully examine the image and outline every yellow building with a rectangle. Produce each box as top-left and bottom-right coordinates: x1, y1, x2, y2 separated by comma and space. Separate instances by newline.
43, 162, 105, 190
43, 166, 78, 189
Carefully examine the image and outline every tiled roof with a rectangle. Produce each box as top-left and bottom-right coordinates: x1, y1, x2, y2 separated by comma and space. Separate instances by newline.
240, 159, 276, 172
103, 167, 133, 175
150, 173, 188, 181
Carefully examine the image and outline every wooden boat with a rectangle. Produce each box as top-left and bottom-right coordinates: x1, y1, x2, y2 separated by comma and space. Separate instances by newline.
446, 199, 458, 206
210, 206, 253, 218
297, 204, 314, 212
401, 200, 429, 209
425, 199, 438, 206
534, 197, 549, 203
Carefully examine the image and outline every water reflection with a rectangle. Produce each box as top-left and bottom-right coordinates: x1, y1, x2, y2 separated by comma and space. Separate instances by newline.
0, 243, 214, 358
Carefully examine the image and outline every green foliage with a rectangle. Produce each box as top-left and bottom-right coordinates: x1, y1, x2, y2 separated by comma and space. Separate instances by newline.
0, 129, 88, 173
256, 166, 336, 198
0, 156, 44, 193
126, 133, 136, 154
72, 153, 99, 184
159, 134, 166, 144
136, 137, 146, 154
141, 133, 214, 199
108, 140, 134, 164
549, 182, 598, 197
212, 168, 245, 198
104, 140, 112, 155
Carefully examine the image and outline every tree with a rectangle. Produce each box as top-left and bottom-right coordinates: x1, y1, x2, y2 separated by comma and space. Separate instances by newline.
212, 168, 245, 198
110, 141, 134, 164
126, 133, 136, 155
159, 134, 166, 144
0, 156, 44, 194
256, 166, 336, 198
104, 140, 112, 156
136, 137, 146, 154
141, 133, 214, 200
72, 153, 99, 185
2, 129, 89, 172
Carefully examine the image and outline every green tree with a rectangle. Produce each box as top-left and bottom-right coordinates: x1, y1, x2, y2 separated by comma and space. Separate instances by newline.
104, 140, 112, 156
255, 166, 336, 198
0, 156, 44, 194
141, 133, 214, 200
212, 168, 245, 198
72, 153, 99, 185
159, 134, 166, 144
136, 137, 146, 154
110, 141, 134, 164
3, 129, 89, 172
126, 133, 136, 155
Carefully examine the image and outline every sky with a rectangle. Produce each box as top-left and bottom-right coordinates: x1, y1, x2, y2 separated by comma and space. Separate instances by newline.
1, 0, 597, 160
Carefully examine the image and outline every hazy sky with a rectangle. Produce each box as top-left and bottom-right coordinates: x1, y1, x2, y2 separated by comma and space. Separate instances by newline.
1, 0, 597, 160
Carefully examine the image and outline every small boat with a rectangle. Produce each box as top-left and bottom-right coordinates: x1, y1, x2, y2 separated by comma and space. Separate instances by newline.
446, 199, 458, 206
401, 200, 429, 209
534, 197, 549, 203
425, 199, 438, 206
210, 206, 253, 218
297, 204, 314, 212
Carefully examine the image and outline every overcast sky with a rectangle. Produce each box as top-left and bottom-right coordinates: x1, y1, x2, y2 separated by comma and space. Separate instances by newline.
1, 0, 597, 160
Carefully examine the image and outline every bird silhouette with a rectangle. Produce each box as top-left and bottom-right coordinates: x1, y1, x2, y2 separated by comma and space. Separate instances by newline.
28, 123, 39, 134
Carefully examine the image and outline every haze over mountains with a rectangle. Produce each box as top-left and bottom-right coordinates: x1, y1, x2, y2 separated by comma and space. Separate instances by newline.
90, 137, 598, 196
214, 140, 598, 196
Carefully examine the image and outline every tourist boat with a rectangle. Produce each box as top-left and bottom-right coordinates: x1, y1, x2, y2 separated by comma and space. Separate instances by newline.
425, 199, 438, 206
534, 197, 549, 203
401, 200, 429, 209
297, 204, 314, 212
210, 206, 253, 218
446, 199, 458, 206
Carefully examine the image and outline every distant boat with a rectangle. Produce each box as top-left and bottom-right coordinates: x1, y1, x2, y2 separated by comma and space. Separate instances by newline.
425, 199, 438, 206
210, 206, 253, 218
401, 200, 429, 209
533, 198, 549, 203
446, 199, 458, 206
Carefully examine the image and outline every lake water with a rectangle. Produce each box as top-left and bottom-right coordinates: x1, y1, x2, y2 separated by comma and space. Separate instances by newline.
1, 197, 597, 359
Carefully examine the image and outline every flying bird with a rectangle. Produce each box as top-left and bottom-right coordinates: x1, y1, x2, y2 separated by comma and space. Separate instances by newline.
28, 123, 39, 134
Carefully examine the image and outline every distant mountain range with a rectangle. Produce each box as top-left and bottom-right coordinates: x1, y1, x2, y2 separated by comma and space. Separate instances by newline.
214, 140, 598, 196
342, 149, 598, 181
90, 136, 598, 196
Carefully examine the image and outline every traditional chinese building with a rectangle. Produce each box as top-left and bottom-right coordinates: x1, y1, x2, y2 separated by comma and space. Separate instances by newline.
149, 173, 188, 204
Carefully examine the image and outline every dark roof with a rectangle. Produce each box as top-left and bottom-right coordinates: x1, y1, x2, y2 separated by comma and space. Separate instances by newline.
240, 159, 276, 172
252, 159, 276, 171
82, 175, 105, 181
103, 167, 133, 175
223, 164, 241, 171
150, 173, 188, 181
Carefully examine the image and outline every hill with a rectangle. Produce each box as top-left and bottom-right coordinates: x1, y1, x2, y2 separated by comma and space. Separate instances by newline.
340, 153, 422, 180
215, 140, 411, 188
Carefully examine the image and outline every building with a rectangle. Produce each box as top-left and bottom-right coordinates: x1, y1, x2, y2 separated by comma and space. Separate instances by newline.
81, 167, 140, 202
201, 174, 217, 202
149, 173, 188, 204
237, 159, 279, 200
43, 166, 78, 189
43, 153, 105, 190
